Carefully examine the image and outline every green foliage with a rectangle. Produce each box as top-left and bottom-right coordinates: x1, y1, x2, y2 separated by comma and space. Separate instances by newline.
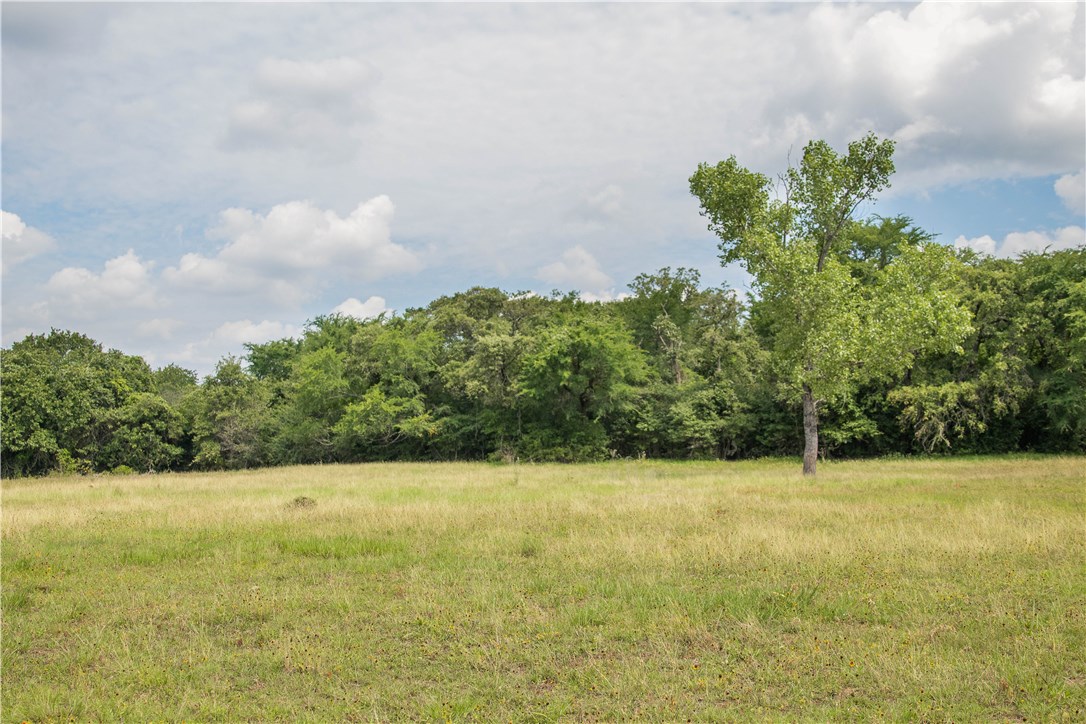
0, 330, 165, 476
186, 358, 271, 469
5, 459, 1082, 720
292, 347, 350, 421
636, 377, 757, 459
518, 311, 645, 419
98, 392, 184, 472
1, 240, 1081, 475
1019, 249, 1086, 450
620, 267, 702, 357
152, 364, 198, 407
687, 156, 771, 262
516, 309, 647, 460
691, 135, 972, 472
333, 387, 438, 454
301, 314, 366, 354
890, 247, 1086, 453
611, 277, 765, 459
244, 338, 300, 382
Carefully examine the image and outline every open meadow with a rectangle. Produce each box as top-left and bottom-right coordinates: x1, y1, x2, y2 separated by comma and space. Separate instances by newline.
2, 457, 1084, 721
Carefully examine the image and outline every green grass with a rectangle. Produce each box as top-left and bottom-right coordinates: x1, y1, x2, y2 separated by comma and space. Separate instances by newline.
2, 457, 1084, 721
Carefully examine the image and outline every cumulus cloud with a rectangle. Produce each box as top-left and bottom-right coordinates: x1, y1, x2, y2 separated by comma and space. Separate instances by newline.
1055, 171, 1085, 214
2, 210, 56, 273
332, 295, 390, 320
224, 56, 379, 156
2, 2, 1083, 373
0, 302, 51, 348
170, 318, 304, 372
207, 196, 410, 273
954, 234, 997, 257
163, 196, 419, 305
572, 184, 625, 223
255, 57, 376, 102
208, 319, 303, 346
137, 318, 183, 340
537, 245, 614, 294
954, 225, 1085, 258
763, 2, 1084, 187
578, 290, 630, 304
46, 249, 156, 312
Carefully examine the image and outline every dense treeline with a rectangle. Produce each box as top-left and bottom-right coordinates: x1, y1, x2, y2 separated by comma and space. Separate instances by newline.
2, 243, 1083, 477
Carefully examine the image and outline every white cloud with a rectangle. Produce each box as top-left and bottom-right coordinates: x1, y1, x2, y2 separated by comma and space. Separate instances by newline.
255, 57, 377, 102
954, 225, 1085, 258
163, 196, 419, 305
1055, 170, 1085, 214
0, 302, 51, 347
169, 318, 304, 372
1, 210, 56, 273
891, 116, 946, 146
537, 245, 614, 294
167, 252, 250, 291
225, 56, 379, 156
332, 295, 389, 320
2, 327, 36, 348
1002, 226, 1085, 257
573, 184, 625, 223
953, 234, 998, 257
46, 249, 156, 312
137, 318, 183, 340
2, 2, 1083, 373
209, 319, 302, 346
763, 1, 1084, 189
579, 289, 630, 304
208, 196, 409, 272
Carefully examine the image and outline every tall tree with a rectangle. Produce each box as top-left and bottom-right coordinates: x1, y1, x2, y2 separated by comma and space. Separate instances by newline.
516, 308, 647, 461
890, 247, 1086, 453
690, 134, 971, 474
0, 330, 166, 476
187, 358, 271, 469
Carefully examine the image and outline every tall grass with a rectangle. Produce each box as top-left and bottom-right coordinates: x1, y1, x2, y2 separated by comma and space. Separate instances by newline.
3, 457, 1083, 721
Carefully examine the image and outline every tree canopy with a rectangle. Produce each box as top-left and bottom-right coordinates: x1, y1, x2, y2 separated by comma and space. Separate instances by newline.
690, 134, 972, 473
3, 134, 1082, 477
3, 246, 1081, 478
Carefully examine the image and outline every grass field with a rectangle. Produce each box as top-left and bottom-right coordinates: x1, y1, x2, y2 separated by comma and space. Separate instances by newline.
2, 457, 1084, 721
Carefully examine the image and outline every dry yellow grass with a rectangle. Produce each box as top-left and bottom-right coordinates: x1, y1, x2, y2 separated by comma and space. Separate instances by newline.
3, 456, 1084, 721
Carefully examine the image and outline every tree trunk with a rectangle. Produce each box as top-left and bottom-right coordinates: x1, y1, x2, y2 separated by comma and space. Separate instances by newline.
802, 385, 818, 476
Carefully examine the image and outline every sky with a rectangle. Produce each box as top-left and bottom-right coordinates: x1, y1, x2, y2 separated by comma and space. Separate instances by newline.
2, 1, 1084, 376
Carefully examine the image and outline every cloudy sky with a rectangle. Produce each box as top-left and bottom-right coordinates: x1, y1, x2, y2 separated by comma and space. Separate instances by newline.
2, 1, 1084, 375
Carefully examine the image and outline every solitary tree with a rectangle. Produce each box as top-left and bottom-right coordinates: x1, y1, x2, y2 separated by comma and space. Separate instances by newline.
690, 134, 971, 474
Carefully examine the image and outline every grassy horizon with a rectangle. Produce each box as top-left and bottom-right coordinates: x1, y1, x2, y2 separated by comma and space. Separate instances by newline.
3, 456, 1084, 721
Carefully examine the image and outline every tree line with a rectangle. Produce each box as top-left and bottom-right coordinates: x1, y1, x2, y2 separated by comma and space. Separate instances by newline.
3, 245, 1082, 477
4, 135, 1083, 476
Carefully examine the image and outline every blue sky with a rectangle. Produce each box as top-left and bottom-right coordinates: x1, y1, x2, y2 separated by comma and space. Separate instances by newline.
2, 1, 1084, 375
